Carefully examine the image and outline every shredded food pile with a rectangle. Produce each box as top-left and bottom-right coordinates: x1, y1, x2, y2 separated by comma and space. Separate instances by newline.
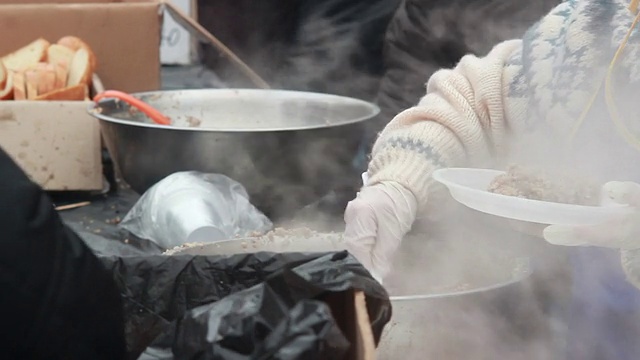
164, 227, 529, 297
488, 165, 600, 206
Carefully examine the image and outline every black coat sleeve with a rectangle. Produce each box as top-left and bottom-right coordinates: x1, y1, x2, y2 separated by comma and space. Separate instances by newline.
0, 147, 126, 359
276, 0, 402, 100
367, 0, 468, 147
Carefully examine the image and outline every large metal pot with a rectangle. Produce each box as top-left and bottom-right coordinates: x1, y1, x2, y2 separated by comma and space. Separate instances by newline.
167, 228, 544, 359
88, 89, 379, 218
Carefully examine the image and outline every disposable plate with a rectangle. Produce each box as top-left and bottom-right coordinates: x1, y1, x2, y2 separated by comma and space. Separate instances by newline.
432, 168, 633, 226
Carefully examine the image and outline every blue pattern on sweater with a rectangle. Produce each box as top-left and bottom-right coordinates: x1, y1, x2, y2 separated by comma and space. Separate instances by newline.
370, 0, 640, 357
505, 1, 640, 358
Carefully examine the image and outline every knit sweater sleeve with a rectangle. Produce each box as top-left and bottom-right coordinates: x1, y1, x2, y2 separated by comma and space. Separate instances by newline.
367, 40, 521, 209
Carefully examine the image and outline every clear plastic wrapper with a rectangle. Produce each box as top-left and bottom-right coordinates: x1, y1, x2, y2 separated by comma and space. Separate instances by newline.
119, 172, 273, 249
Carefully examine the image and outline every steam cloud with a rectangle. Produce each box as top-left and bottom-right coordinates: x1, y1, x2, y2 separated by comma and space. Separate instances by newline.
260, 0, 640, 359
189, 0, 640, 358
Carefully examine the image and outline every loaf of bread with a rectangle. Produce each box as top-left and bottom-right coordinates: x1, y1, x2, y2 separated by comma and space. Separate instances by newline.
0, 36, 97, 101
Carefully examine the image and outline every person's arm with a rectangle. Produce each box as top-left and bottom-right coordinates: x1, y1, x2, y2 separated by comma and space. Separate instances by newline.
367, 0, 560, 151
346, 40, 520, 278
0, 147, 126, 359
368, 39, 521, 210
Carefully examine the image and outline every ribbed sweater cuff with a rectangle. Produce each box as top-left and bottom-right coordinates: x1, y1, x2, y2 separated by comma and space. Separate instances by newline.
367, 122, 465, 211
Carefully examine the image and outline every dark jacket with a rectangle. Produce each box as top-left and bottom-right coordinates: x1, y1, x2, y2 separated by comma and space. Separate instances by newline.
365, 0, 561, 149
198, 0, 402, 100
0, 147, 126, 359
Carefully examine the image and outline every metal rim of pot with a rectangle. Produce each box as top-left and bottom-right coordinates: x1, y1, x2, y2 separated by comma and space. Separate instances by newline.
167, 238, 533, 301
88, 88, 381, 132
388, 260, 532, 301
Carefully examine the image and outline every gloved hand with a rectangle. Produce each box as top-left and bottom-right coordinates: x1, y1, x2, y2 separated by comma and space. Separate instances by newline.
543, 181, 640, 249
344, 181, 417, 281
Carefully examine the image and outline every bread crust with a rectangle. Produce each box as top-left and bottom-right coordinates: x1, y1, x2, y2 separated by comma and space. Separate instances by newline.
0, 36, 97, 101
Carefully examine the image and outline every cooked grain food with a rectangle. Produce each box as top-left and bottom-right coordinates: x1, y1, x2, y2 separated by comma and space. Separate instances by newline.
488, 165, 599, 205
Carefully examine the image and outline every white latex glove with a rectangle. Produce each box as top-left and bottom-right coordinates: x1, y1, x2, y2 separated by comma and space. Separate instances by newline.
543, 181, 640, 249
344, 181, 417, 281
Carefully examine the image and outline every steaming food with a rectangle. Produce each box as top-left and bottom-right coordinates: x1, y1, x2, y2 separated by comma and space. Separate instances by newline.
163, 227, 337, 256
488, 165, 599, 206
164, 227, 528, 297
384, 235, 529, 296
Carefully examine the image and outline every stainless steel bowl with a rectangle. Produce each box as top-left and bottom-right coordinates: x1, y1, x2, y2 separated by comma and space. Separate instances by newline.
88, 89, 379, 218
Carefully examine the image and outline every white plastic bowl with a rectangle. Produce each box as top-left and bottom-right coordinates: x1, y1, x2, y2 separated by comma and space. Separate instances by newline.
432, 168, 633, 226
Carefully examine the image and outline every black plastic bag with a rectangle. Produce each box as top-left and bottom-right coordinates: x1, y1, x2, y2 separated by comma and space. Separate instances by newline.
99, 251, 391, 360
141, 294, 349, 360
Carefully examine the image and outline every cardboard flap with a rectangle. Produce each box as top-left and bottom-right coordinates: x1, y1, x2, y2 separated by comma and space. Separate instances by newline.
323, 290, 377, 360
161, 0, 269, 89
354, 291, 377, 360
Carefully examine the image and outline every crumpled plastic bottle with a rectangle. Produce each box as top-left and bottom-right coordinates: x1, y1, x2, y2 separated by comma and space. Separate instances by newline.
119, 171, 273, 249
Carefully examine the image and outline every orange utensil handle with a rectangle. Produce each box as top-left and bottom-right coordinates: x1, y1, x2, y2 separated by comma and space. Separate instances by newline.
94, 90, 172, 126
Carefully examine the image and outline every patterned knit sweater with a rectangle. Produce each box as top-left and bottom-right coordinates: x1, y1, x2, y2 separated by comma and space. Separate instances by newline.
367, 0, 640, 283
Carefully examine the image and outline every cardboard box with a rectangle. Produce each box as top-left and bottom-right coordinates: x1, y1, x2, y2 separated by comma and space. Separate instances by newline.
0, 100, 103, 191
0, 0, 162, 191
0, 0, 161, 93
325, 290, 377, 360
352, 291, 377, 360
160, 0, 197, 65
